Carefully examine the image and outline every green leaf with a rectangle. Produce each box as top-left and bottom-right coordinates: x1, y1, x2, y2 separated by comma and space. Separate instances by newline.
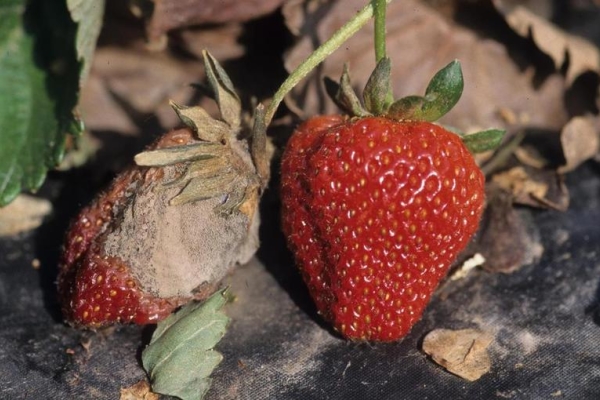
363, 57, 392, 115
66, 0, 105, 86
142, 289, 230, 400
0, 0, 81, 206
461, 129, 506, 154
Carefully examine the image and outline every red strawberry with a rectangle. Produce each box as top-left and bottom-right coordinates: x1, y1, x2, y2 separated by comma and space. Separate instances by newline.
280, 60, 503, 341
59, 51, 269, 329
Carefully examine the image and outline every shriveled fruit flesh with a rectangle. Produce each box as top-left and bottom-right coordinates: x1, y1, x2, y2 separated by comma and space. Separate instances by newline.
281, 115, 485, 341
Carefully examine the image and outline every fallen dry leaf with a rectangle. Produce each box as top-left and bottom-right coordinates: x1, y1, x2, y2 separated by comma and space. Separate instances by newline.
476, 185, 544, 273
80, 45, 204, 134
120, 380, 159, 400
492, 0, 600, 84
492, 166, 548, 200
492, 166, 569, 210
172, 24, 246, 62
284, 0, 569, 133
138, 0, 286, 43
422, 328, 494, 382
558, 115, 600, 173
0, 195, 52, 237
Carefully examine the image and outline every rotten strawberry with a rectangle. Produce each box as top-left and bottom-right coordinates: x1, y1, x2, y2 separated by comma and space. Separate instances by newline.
59, 51, 269, 328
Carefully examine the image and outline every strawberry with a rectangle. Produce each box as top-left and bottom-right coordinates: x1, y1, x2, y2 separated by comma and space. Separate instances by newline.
59, 52, 269, 329
280, 60, 504, 341
59, 129, 209, 328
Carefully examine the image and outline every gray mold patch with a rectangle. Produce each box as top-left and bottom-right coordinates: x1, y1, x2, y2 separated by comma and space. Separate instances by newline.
103, 166, 259, 298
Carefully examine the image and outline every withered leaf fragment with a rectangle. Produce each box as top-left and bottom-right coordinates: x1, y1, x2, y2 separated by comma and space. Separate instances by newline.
422, 329, 493, 382
120, 380, 159, 400
476, 185, 544, 274
492, 166, 569, 211
492, 0, 600, 84
138, 0, 286, 44
558, 116, 600, 173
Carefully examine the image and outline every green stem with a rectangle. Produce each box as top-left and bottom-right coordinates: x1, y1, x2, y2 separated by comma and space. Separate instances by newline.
263, 0, 394, 126
480, 130, 525, 176
373, 0, 387, 63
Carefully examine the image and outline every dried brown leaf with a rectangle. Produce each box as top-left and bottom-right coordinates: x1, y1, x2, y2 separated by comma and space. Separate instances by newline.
174, 24, 246, 62
476, 185, 543, 273
492, 166, 548, 200
492, 0, 600, 84
492, 166, 569, 210
558, 115, 600, 173
80, 46, 205, 133
141, 0, 286, 43
284, 0, 569, 132
0, 195, 52, 237
120, 380, 159, 400
422, 328, 494, 382
283, 0, 329, 36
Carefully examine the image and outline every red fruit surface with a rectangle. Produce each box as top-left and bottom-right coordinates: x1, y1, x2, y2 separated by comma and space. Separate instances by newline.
58, 129, 197, 329
281, 116, 485, 341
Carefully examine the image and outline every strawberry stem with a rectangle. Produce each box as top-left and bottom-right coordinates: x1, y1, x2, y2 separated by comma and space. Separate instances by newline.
373, 0, 388, 64
262, 0, 394, 127
372, 0, 394, 109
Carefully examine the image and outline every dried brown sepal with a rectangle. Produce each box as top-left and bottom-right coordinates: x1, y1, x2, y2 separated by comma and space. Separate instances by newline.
202, 50, 241, 128
134, 50, 268, 216
169, 101, 229, 142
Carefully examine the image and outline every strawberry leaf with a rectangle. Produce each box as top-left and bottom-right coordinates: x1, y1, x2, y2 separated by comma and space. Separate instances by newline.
0, 0, 81, 206
461, 129, 506, 154
363, 57, 393, 115
66, 0, 105, 86
142, 289, 230, 400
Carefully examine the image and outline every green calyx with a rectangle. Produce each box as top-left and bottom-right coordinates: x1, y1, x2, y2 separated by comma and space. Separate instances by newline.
331, 59, 464, 121
328, 59, 505, 154
387, 60, 463, 121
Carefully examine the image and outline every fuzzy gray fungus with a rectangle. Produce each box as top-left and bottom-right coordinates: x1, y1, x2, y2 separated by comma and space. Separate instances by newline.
103, 170, 259, 298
